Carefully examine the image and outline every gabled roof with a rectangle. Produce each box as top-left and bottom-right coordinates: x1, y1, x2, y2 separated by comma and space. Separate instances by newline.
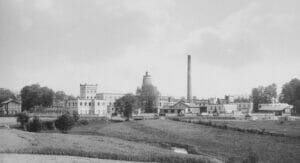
1, 98, 21, 105
172, 101, 199, 108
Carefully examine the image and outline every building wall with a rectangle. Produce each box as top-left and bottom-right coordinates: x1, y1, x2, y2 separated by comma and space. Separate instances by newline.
0, 102, 21, 115
96, 93, 125, 105
80, 84, 97, 99
67, 99, 108, 117
236, 102, 253, 113
207, 104, 238, 114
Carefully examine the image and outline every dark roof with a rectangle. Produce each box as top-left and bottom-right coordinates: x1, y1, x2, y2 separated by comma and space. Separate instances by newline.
1, 98, 21, 105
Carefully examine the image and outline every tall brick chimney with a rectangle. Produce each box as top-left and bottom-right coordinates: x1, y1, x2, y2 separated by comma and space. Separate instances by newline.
187, 55, 192, 103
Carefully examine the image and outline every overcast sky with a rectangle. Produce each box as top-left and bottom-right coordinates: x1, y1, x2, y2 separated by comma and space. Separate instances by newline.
0, 0, 299, 98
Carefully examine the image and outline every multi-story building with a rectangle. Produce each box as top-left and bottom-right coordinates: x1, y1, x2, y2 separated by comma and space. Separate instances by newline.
66, 84, 125, 117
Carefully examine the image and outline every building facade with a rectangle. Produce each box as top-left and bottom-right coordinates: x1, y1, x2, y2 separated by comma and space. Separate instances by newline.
0, 99, 21, 115
66, 84, 125, 117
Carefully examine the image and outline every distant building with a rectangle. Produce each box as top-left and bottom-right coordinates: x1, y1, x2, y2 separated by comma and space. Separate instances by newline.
0, 98, 21, 115
207, 104, 238, 114
160, 101, 200, 114
66, 84, 125, 117
258, 103, 292, 116
236, 102, 253, 114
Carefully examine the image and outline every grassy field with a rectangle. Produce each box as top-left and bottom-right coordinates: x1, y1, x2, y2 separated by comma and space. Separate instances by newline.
0, 127, 219, 163
69, 119, 300, 163
0, 154, 143, 163
174, 117, 300, 137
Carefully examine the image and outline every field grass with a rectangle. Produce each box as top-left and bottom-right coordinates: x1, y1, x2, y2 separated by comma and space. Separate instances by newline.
69, 119, 300, 163
0, 128, 219, 163
0, 153, 143, 163
176, 117, 300, 137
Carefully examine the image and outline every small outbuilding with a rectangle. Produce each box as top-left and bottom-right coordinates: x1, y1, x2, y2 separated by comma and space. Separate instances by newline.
258, 103, 292, 116
0, 98, 21, 115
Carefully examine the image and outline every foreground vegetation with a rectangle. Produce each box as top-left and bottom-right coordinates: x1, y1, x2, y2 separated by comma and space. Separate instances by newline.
69, 119, 300, 163
0, 128, 219, 163
169, 117, 300, 138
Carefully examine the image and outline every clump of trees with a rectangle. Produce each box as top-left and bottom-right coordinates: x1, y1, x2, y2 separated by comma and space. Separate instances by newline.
20, 84, 76, 111
114, 94, 138, 120
251, 83, 277, 112
0, 88, 16, 103
279, 78, 300, 115
21, 84, 55, 111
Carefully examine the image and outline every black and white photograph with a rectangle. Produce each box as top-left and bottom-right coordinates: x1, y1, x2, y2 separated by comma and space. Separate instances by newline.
0, 0, 299, 162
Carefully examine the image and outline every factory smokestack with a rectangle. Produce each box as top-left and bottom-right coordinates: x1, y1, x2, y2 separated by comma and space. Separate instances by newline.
187, 55, 192, 103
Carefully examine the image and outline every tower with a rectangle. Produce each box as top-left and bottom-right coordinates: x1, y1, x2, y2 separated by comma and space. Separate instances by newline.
142, 71, 152, 86
80, 84, 97, 99
187, 55, 192, 103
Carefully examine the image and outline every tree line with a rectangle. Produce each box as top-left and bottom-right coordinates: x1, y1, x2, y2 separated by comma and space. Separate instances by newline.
251, 78, 300, 114
0, 84, 75, 111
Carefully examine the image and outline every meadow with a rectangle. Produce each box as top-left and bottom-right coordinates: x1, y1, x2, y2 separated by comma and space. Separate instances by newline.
1, 118, 300, 163
69, 119, 300, 163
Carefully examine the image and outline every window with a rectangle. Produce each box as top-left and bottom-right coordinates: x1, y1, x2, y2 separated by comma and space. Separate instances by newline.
87, 96, 89, 99
80, 102, 82, 106
85, 102, 87, 106
98, 102, 100, 106
89, 102, 91, 106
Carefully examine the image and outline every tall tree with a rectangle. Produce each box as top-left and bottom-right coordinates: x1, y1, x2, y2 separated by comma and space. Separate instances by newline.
0, 88, 16, 103
251, 84, 277, 112
21, 84, 54, 111
136, 85, 160, 113
114, 94, 138, 120
279, 78, 300, 114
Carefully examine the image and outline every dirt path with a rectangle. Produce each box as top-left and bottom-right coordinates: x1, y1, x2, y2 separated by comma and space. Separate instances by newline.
0, 154, 144, 163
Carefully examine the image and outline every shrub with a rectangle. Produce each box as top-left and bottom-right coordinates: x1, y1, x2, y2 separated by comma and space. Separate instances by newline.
242, 151, 259, 163
79, 119, 89, 125
16, 112, 30, 129
72, 111, 80, 122
42, 120, 55, 130
55, 113, 75, 133
27, 116, 43, 132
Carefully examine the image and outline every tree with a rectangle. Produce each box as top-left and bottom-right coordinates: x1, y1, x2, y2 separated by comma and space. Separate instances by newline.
279, 78, 300, 114
21, 84, 54, 111
136, 85, 160, 113
251, 84, 277, 112
27, 116, 43, 132
16, 112, 29, 129
55, 113, 75, 133
0, 88, 16, 103
114, 94, 138, 120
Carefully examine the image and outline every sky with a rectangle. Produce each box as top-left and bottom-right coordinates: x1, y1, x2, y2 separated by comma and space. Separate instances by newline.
0, 0, 299, 98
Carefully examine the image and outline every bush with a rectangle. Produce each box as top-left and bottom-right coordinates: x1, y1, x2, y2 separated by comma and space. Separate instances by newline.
42, 120, 55, 130
78, 119, 89, 125
27, 116, 43, 132
72, 111, 80, 122
55, 113, 75, 133
16, 112, 30, 129
242, 151, 259, 163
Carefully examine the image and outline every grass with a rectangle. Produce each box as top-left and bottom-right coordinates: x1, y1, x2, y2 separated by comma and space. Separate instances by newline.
69, 119, 300, 163
0, 128, 218, 163
172, 116, 300, 138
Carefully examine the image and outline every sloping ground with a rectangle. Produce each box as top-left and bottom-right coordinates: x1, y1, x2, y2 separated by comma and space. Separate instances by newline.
179, 117, 300, 137
70, 120, 300, 163
0, 154, 143, 163
0, 128, 220, 163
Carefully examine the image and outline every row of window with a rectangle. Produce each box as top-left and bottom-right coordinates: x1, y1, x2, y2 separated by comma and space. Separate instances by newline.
68, 102, 106, 106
